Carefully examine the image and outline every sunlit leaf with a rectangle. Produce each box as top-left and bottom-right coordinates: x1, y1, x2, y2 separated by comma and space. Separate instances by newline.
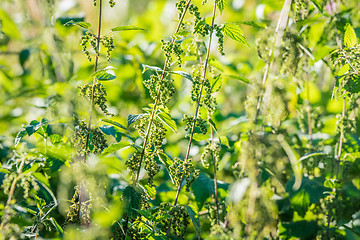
344, 24, 357, 48
224, 23, 249, 47
112, 25, 147, 32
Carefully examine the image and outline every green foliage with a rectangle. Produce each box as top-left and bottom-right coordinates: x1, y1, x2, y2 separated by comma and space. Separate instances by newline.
1, 0, 360, 239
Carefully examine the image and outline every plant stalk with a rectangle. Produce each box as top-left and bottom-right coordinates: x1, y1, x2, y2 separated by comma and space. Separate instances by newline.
78, 0, 103, 227
167, 0, 218, 236
134, 0, 193, 183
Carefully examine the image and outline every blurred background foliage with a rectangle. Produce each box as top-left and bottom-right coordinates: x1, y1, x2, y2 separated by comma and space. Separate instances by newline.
1, 0, 360, 239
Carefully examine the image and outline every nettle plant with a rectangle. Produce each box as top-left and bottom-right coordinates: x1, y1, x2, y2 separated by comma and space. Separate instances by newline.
0, 0, 247, 239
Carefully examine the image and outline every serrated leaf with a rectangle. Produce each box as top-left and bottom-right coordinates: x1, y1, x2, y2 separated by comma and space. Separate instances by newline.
142, 64, 163, 73
139, 180, 156, 200
64, 20, 91, 29
101, 119, 128, 132
127, 114, 147, 127
186, 206, 201, 237
238, 21, 266, 29
112, 26, 147, 32
157, 112, 177, 133
217, 0, 227, 13
95, 72, 116, 81
122, 186, 141, 218
344, 24, 357, 48
224, 23, 249, 47
170, 71, 193, 81
134, 209, 153, 220
99, 125, 122, 142
101, 141, 131, 156
191, 172, 229, 209
227, 75, 249, 84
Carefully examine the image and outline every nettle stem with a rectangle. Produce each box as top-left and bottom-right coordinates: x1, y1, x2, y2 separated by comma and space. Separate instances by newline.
211, 126, 220, 225
83, 0, 103, 163
134, 0, 193, 184
167, 0, 218, 236
78, 0, 103, 226
254, 0, 292, 124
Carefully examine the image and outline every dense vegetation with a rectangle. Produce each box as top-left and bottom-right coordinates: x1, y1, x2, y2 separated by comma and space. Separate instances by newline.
1, 0, 360, 239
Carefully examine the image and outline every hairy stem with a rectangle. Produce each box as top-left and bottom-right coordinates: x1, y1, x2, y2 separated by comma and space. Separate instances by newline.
211, 126, 220, 225
134, 0, 193, 184
78, 0, 103, 226
167, 0, 218, 236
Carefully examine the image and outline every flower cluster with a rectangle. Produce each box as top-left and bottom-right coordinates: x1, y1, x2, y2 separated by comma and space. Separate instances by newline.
79, 82, 113, 116
100, 36, 115, 61
201, 143, 220, 168
73, 119, 108, 154
215, 24, 225, 55
143, 74, 176, 106
81, 31, 97, 62
161, 40, 183, 67
183, 114, 207, 134
2, 173, 39, 199
169, 157, 199, 191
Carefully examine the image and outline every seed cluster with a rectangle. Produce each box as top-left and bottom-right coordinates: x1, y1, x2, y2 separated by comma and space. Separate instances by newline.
74, 119, 108, 154
183, 114, 207, 134
81, 32, 115, 62
2, 173, 39, 199
169, 157, 199, 191
79, 82, 113, 116
201, 143, 220, 168
143, 74, 176, 106
161, 40, 183, 67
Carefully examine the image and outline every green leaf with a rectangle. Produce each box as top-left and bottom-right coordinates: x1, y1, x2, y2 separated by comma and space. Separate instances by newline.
186, 206, 201, 236
227, 75, 250, 84
64, 20, 91, 29
280, 221, 317, 239
223, 23, 249, 47
0, 168, 10, 174
191, 172, 229, 209
49, 217, 64, 236
344, 24, 357, 48
112, 26, 147, 32
139, 180, 156, 200
286, 177, 326, 217
157, 152, 173, 180
219, 136, 230, 148
208, 118, 217, 131
95, 72, 116, 81
324, 179, 342, 189
170, 71, 193, 81
298, 151, 328, 162
99, 125, 122, 142
101, 119, 128, 132
142, 64, 163, 73
134, 209, 153, 220
127, 114, 147, 127
238, 21, 266, 29
0, 9, 21, 39
101, 141, 132, 156
157, 112, 177, 133
122, 186, 141, 218
14, 130, 26, 147
217, 0, 227, 13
